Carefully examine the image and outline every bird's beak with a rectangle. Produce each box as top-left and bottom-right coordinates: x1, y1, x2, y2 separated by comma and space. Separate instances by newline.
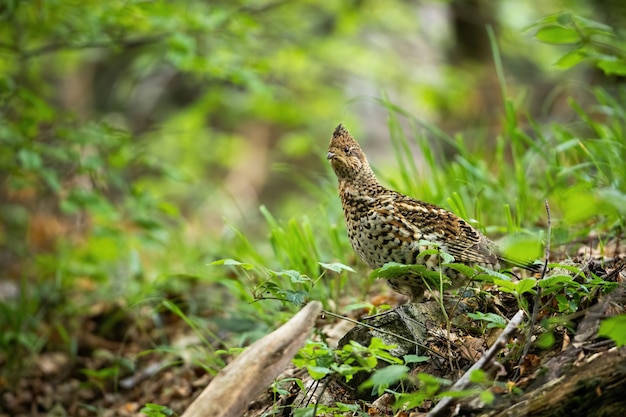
327, 151, 335, 160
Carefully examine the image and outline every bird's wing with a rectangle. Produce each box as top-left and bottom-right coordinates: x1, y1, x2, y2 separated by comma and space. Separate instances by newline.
392, 195, 499, 266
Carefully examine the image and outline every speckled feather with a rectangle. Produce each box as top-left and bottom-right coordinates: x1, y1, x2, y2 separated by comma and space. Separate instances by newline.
327, 124, 535, 301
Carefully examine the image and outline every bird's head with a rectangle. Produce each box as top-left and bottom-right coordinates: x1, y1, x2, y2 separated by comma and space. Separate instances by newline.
327, 124, 372, 182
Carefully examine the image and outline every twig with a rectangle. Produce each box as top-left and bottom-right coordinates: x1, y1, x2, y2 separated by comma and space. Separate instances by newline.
515, 200, 551, 378
427, 309, 525, 417
321, 309, 447, 360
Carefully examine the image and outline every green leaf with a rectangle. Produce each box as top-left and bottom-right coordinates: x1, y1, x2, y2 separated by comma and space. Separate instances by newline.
271, 269, 309, 283
417, 248, 440, 257
210, 258, 254, 270
492, 278, 517, 293
516, 278, 537, 295
498, 235, 543, 264
538, 274, 574, 292
306, 365, 332, 380
467, 312, 507, 329
598, 315, 626, 347
476, 266, 512, 281
368, 337, 398, 351
403, 354, 429, 364
554, 49, 587, 69
597, 59, 626, 76
360, 364, 409, 393
140, 403, 175, 417
468, 369, 488, 383
535, 25, 580, 44
370, 262, 427, 279
318, 262, 355, 273
571, 15, 614, 33
439, 251, 455, 264
536, 331, 555, 349
277, 289, 307, 305
480, 389, 495, 404
446, 263, 477, 277
18, 148, 42, 170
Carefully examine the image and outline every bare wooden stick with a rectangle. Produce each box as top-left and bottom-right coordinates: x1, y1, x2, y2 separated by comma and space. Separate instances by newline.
427, 309, 525, 417
181, 301, 322, 417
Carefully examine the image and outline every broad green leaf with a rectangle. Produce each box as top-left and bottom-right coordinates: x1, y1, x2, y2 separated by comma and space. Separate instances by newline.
318, 262, 355, 273
498, 235, 543, 264
440, 251, 455, 264
547, 263, 583, 275
418, 249, 440, 257
535, 25, 580, 44
572, 15, 614, 33
18, 149, 42, 170
210, 258, 254, 270
597, 59, 626, 77
271, 269, 309, 283
480, 389, 495, 404
476, 266, 512, 281
516, 278, 537, 295
306, 365, 332, 380
538, 274, 573, 290
369, 337, 398, 351
598, 315, 626, 347
554, 49, 587, 69
492, 278, 515, 292
536, 331, 555, 349
403, 354, 429, 364
360, 364, 409, 392
370, 262, 426, 279
467, 312, 507, 329
469, 369, 488, 383
446, 263, 478, 277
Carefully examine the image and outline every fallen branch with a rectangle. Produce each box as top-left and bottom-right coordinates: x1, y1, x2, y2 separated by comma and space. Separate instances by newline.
181, 301, 322, 417
427, 309, 526, 417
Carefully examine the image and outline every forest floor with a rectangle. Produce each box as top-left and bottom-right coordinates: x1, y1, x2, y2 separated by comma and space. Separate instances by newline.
1, 234, 625, 417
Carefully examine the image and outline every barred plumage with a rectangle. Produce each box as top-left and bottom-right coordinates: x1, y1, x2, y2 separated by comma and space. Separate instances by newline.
327, 124, 538, 301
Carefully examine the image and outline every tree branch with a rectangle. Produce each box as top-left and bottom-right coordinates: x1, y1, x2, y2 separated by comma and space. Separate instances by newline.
427, 309, 526, 417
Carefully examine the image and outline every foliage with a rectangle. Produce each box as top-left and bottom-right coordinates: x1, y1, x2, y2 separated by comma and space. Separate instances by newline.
140, 403, 176, 417
598, 315, 626, 347
2, 2, 626, 415
0, 0, 420, 381
292, 337, 407, 415
530, 12, 626, 75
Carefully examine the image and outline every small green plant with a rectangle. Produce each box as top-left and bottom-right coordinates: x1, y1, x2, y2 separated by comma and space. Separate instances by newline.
538, 263, 618, 314
211, 258, 354, 311
391, 373, 451, 411
294, 337, 402, 383
291, 337, 405, 414
140, 403, 176, 417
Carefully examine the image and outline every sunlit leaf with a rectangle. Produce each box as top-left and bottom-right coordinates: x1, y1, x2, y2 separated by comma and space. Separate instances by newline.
598, 315, 626, 346
318, 262, 355, 273
535, 25, 580, 44
403, 354, 429, 364
210, 259, 254, 270
360, 364, 409, 393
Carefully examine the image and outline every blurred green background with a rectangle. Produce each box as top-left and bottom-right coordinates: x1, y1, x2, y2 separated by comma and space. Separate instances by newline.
1, 0, 626, 396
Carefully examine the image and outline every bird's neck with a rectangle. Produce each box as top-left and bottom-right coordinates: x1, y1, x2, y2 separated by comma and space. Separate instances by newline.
338, 167, 381, 198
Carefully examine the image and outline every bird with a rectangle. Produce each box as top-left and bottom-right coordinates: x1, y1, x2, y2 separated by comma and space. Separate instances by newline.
327, 124, 540, 301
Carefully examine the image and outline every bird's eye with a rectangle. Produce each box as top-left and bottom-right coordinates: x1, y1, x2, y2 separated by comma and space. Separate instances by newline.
343, 146, 351, 154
